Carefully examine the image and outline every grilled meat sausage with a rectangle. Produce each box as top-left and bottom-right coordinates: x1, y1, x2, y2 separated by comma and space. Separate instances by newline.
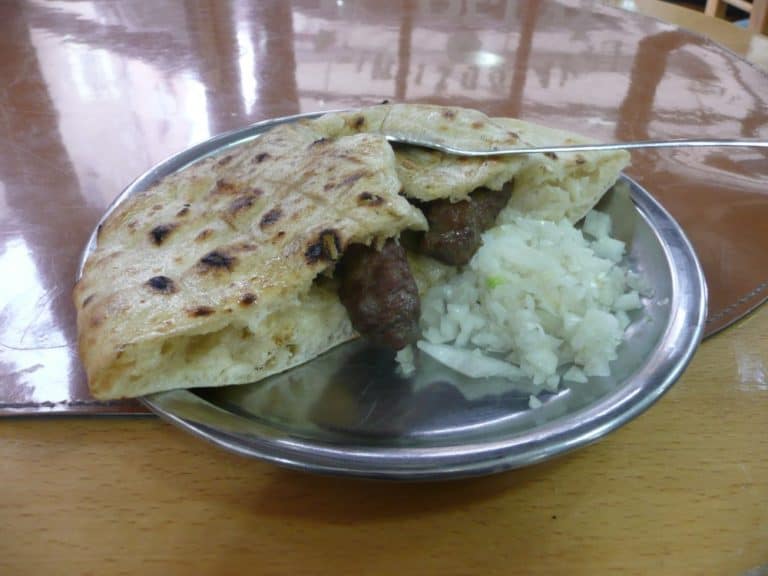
337, 239, 420, 350
417, 186, 512, 266
336, 185, 511, 350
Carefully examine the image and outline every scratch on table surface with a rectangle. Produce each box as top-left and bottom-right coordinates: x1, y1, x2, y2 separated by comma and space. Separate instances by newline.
9, 362, 44, 377
18, 284, 64, 346
0, 342, 67, 351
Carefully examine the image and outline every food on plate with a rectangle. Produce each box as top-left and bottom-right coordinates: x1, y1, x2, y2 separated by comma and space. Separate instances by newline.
409, 186, 513, 266
74, 103, 631, 399
337, 239, 421, 350
413, 207, 644, 391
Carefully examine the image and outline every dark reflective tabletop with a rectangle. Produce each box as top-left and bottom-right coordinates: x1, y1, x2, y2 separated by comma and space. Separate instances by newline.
0, 0, 766, 413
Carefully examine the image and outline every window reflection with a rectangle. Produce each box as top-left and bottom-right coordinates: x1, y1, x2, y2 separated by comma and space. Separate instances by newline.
0, 236, 73, 403
735, 344, 768, 392
235, 20, 258, 115
27, 0, 212, 206
289, 0, 763, 142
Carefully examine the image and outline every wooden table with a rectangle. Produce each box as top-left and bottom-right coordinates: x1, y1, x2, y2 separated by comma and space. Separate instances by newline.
3, 310, 767, 574
1, 1, 767, 574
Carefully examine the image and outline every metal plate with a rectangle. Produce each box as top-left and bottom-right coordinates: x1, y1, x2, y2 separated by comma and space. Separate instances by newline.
79, 112, 708, 480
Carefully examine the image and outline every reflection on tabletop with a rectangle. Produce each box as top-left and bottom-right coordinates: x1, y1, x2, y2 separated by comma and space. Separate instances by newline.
0, 1, 766, 414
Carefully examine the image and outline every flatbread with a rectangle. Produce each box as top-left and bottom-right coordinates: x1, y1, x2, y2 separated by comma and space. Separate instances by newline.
75, 104, 630, 400
492, 118, 630, 222
309, 104, 630, 220
75, 125, 426, 399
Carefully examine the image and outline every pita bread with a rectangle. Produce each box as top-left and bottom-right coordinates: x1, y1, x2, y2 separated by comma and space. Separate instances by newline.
308, 104, 629, 220
75, 125, 426, 399
75, 104, 629, 399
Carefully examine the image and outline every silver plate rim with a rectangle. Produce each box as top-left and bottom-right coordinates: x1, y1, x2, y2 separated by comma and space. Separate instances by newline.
79, 111, 708, 480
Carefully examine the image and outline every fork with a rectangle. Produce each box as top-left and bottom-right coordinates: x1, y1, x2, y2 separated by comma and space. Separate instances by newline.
383, 136, 768, 157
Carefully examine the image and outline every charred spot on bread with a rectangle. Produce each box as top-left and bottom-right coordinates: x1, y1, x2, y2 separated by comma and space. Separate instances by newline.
441, 109, 456, 119
544, 152, 558, 160
239, 293, 257, 306
352, 116, 365, 129
305, 242, 323, 264
358, 192, 384, 206
195, 228, 214, 242
150, 224, 177, 245
334, 152, 364, 165
240, 326, 254, 339
176, 204, 191, 217
214, 179, 237, 194
199, 250, 235, 271
188, 305, 215, 317
216, 154, 234, 167
82, 294, 95, 308
259, 208, 283, 228
229, 194, 257, 215
305, 229, 342, 264
254, 152, 270, 163
340, 171, 369, 188
310, 137, 329, 148
146, 275, 177, 294
232, 242, 257, 253
471, 120, 484, 129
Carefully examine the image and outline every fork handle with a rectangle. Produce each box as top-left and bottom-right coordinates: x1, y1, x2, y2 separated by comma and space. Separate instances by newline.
386, 136, 768, 157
